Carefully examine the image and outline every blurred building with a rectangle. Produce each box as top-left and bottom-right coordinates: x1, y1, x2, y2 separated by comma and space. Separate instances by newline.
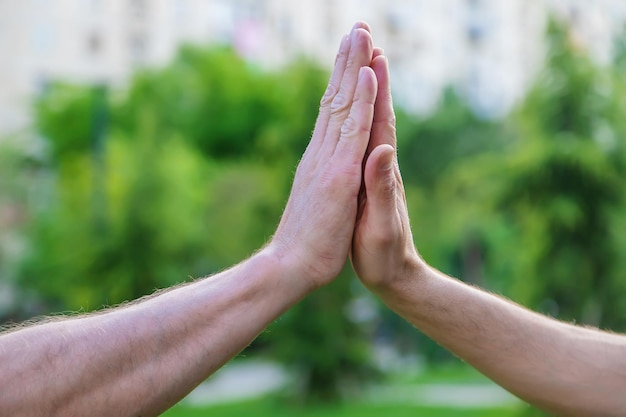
1, 0, 626, 136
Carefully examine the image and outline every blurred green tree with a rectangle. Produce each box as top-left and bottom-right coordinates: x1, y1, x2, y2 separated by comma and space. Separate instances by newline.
397, 89, 506, 189
500, 21, 626, 332
20, 113, 212, 310
35, 84, 99, 161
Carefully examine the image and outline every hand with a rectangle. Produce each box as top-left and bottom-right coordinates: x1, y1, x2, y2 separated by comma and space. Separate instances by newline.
266, 22, 376, 290
350, 50, 423, 291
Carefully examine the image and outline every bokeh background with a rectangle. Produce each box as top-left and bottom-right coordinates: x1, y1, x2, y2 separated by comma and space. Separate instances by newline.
1, 1, 626, 416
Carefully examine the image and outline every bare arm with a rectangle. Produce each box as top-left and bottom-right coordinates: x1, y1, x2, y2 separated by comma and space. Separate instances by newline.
376, 265, 626, 416
352, 50, 626, 417
0, 22, 376, 417
0, 253, 301, 416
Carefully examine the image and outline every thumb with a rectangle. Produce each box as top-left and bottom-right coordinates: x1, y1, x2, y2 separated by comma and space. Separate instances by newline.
364, 144, 397, 224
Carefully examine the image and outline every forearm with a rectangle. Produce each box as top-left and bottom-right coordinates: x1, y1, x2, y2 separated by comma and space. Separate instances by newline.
376, 262, 626, 417
0, 248, 305, 417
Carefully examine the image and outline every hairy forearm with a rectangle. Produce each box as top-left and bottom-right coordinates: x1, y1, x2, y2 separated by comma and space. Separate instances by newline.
376, 263, 626, 417
0, 248, 305, 417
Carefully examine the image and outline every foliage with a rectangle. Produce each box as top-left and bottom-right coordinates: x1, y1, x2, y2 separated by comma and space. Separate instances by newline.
496, 21, 626, 330
397, 89, 506, 189
35, 84, 106, 161
116, 47, 277, 158
115, 46, 327, 163
0, 141, 34, 318
20, 124, 211, 309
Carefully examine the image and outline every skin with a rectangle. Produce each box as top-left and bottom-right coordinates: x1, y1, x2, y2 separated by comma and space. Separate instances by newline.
0, 22, 376, 417
352, 44, 626, 417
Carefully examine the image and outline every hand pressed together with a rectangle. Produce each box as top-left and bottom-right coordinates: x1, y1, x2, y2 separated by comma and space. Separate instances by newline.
268, 22, 377, 290
268, 24, 424, 293
349, 47, 422, 292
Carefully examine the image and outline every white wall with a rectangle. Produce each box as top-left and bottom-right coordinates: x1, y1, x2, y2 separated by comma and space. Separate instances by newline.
1, 0, 625, 137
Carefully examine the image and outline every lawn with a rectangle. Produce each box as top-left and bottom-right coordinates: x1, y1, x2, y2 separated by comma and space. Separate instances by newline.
162, 363, 524, 417
163, 397, 521, 417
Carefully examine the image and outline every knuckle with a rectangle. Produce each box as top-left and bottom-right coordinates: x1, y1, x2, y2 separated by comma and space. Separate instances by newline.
321, 166, 359, 194
320, 83, 337, 108
335, 165, 363, 193
344, 172, 363, 193
340, 116, 357, 136
330, 92, 351, 115
320, 169, 341, 190
379, 178, 396, 200
372, 229, 396, 248
341, 115, 371, 138
335, 42, 348, 64
370, 222, 401, 249
344, 53, 357, 74
354, 87, 376, 107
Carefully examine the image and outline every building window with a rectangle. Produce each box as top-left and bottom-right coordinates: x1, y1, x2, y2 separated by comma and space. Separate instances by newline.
467, 23, 485, 45
87, 33, 103, 56
129, 0, 147, 19
129, 33, 148, 62
33, 24, 55, 54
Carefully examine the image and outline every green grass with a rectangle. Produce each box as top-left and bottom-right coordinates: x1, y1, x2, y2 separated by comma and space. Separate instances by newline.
395, 362, 494, 385
162, 363, 524, 417
163, 397, 520, 417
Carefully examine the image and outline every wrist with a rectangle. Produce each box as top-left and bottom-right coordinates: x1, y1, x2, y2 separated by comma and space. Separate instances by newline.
258, 241, 322, 297
369, 249, 429, 296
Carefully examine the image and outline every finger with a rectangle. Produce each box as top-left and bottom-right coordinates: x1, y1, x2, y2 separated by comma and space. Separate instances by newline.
308, 22, 372, 159
363, 144, 398, 239
320, 27, 374, 158
372, 47, 384, 60
357, 21, 372, 33
370, 55, 397, 153
333, 66, 377, 165
304, 33, 351, 160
